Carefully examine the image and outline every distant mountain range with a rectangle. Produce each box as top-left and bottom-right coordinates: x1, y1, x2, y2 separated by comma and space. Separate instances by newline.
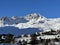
0, 13, 60, 35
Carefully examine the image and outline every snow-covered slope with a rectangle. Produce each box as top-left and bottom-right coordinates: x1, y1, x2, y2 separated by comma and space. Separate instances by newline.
0, 13, 60, 32
0, 26, 41, 36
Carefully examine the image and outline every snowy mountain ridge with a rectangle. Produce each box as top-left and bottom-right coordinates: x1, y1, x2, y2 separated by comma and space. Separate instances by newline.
0, 13, 60, 32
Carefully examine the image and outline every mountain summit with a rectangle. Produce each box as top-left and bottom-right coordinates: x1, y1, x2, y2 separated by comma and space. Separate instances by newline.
25, 13, 41, 20
0, 13, 60, 32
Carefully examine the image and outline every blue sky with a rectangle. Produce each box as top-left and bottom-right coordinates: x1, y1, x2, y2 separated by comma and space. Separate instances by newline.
0, 0, 60, 18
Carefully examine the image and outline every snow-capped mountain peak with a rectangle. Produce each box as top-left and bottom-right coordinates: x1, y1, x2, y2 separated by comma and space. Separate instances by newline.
24, 13, 46, 20
0, 13, 60, 32
0, 17, 11, 21
11, 16, 20, 20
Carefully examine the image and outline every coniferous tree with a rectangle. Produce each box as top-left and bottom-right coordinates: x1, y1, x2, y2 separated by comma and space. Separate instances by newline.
30, 34, 38, 45
5, 33, 13, 43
